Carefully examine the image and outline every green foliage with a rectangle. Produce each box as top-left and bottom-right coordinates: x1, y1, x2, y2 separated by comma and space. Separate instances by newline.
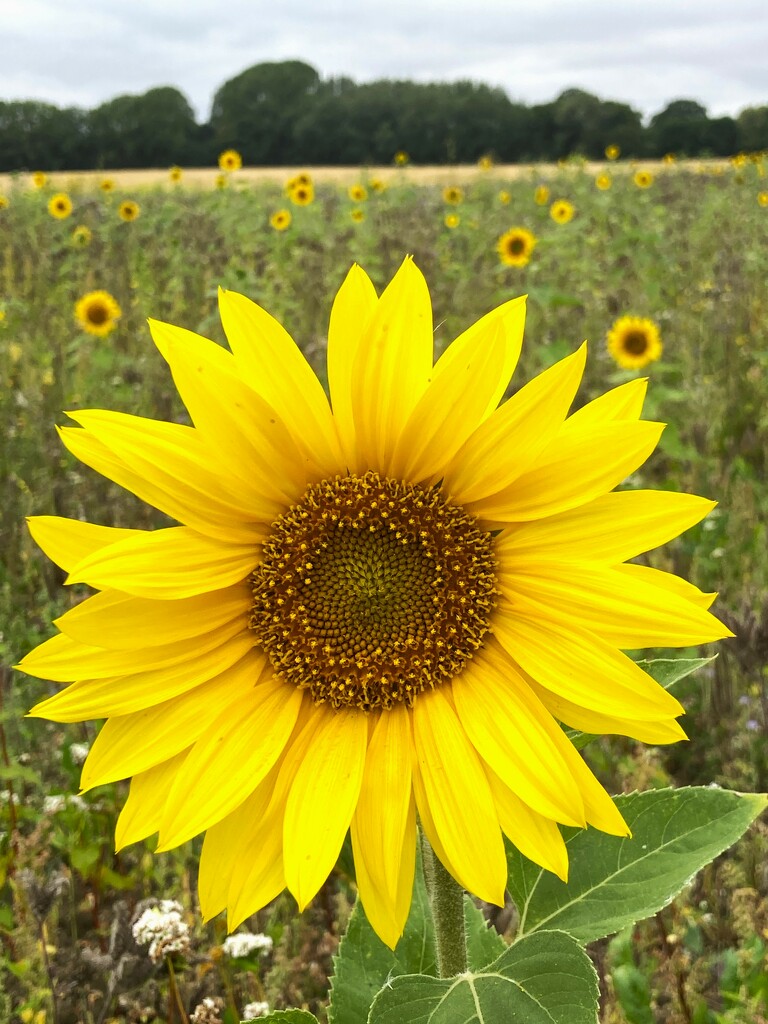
253, 1012, 319, 1023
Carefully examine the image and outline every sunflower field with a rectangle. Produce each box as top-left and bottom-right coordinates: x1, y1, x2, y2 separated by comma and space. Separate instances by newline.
1, 156, 768, 1024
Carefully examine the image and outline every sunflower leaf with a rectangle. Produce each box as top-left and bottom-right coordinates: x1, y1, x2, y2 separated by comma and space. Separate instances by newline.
464, 897, 507, 969
507, 787, 768, 944
368, 929, 599, 1024
249, 1013, 319, 1023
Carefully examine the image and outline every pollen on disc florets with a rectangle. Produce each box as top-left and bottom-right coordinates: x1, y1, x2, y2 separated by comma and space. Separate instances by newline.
248, 472, 498, 711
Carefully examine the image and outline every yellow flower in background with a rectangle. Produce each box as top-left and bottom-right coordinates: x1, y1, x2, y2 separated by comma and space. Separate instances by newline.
73, 290, 122, 337
498, 190, 511, 205
0, 310, 7, 327
534, 184, 550, 205
218, 150, 243, 172
32, 171, 48, 189
215, 173, 229, 189
634, 170, 654, 189
595, 173, 612, 191
443, 185, 464, 205
607, 315, 663, 369
731, 153, 748, 169
290, 184, 314, 207
497, 227, 537, 266
605, 145, 620, 161
270, 209, 292, 231
394, 150, 409, 166
286, 172, 313, 193
169, 166, 183, 183
118, 200, 140, 222
550, 199, 575, 223
757, 191, 768, 207
663, 153, 677, 165
478, 155, 494, 171
48, 193, 73, 219
444, 213, 460, 229
348, 184, 368, 202
351, 208, 366, 223
72, 225, 92, 247
0, 195, 9, 209
369, 178, 387, 194
20, 259, 729, 952
100, 178, 115, 193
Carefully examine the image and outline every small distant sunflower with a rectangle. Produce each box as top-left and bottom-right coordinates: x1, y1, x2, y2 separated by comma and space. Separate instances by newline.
498, 190, 511, 205
290, 184, 314, 207
118, 200, 140, 222
169, 166, 183, 183
348, 184, 368, 202
497, 227, 537, 267
0, 309, 6, 326
100, 178, 115, 193
270, 210, 292, 231
74, 290, 122, 338
32, 171, 48, 189
369, 178, 387, 194
286, 172, 313, 192
215, 173, 229, 190
731, 153, 748, 169
71, 225, 92, 247
219, 150, 243, 172
550, 199, 575, 224
633, 170, 654, 189
757, 191, 768, 207
48, 193, 73, 220
351, 208, 366, 223
605, 145, 620, 161
595, 173, 612, 191
0, 196, 9, 210
444, 213, 460, 229
607, 316, 663, 370
534, 184, 550, 205
443, 186, 463, 205
663, 153, 677, 165
394, 150, 409, 166
478, 155, 494, 171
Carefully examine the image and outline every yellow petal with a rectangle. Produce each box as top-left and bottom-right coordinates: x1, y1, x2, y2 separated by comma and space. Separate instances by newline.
150, 318, 309, 504
283, 706, 368, 910
493, 615, 684, 721
79, 652, 266, 789
412, 688, 506, 905
484, 764, 569, 881
615, 563, 718, 609
28, 632, 255, 721
566, 377, 648, 426
443, 344, 586, 504
65, 526, 257, 599
470, 420, 664, 523
218, 287, 345, 476
115, 750, 189, 850
327, 264, 378, 467
545, 729, 630, 836
27, 516, 142, 574
351, 257, 434, 472
54, 584, 249, 649
158, 673, 303, 849
452, 657, 585, 826
496, 490, 716, 564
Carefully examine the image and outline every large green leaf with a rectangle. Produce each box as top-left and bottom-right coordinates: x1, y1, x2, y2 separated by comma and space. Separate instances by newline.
368, 929, 598, 1024
507, 787, 767, 944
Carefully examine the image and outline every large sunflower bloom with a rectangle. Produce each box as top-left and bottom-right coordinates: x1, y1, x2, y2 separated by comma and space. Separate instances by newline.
20, 259, 729, 950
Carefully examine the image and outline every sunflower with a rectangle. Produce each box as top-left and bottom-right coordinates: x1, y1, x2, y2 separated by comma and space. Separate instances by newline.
118, 200, 140, 222
369, 178, 387, 194
48, 193, 73, 220
607, 315, 663, 369
663, 153, 677, 165
394, 150, 409, 166
550, 199, 575, 224
757, 191, 768, 207
73, 290, 122, 337
218, 150, 243, 172
633, 170, 654, 189
71, 225, 92, 247
478, 155, 494, 171
20, 259, 728, 952
270, 210, 292, 231
169, 166, 183, 183
215, 174, 229, 190
443, 185, 463, 205
286, 172, 313, 193
351, 208, 366, 223
348, 184, 368, 203
497, 227, 537, 266
289, 184, 314, 207
595, 173, 612, 191
100, 178, 115, 193
0, 196, 9, 210
32, 171, 47, 189
534, 184, 550, 205
444, 213, 460, 229
605, 144, 620, 161
498, 190, 511, 205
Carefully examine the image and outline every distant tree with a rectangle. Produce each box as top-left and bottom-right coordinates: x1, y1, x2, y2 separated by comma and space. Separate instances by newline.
88, 87, 196, 168
0, 101, 89, 170
705, 116, 740, 157
648, 99, 711, 157
737, 106, 768, 151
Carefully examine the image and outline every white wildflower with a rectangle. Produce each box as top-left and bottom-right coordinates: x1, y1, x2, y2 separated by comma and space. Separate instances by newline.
222, 931, 273, 959
69, 742, 90, 764
132, 900, 191, 962
190, 996, 224, 1024
43, 793, 87, 814
242, 1001, 270, 1019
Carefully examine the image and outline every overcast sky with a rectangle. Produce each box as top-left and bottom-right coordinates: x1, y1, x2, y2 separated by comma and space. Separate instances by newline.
2, 0, 767, 122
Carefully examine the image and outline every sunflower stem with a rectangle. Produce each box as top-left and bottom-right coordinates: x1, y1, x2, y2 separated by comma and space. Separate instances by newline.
421, 832, 467, 978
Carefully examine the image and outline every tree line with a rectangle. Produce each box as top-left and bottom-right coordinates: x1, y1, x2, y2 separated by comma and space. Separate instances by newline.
2, 59, 767, 172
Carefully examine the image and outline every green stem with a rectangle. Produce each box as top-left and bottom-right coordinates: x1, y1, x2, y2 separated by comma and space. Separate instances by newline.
421, 832, 467, 978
